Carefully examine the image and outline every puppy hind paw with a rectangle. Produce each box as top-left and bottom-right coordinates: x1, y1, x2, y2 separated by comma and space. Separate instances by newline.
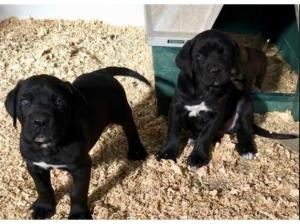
68, 211, 92, 219
156, 147, 177, 162
187, 154, 209, 168
31, 201, 55, 219
236, 143, 257, 159
128, 145, 148, 161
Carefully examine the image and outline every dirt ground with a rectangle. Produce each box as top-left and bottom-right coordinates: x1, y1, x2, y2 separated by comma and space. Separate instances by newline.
0, 18, 299, 219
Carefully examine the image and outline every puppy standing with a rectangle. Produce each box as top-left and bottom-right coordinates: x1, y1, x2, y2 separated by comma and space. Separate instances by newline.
156, 30, 297, 168
5, 67, 149, 219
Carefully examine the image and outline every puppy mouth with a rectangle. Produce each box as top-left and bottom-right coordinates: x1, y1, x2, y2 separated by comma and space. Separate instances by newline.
34, 135, 53, 148
211, 82, 224, 87
211, 78, 230, 87
212, 82, 221, 87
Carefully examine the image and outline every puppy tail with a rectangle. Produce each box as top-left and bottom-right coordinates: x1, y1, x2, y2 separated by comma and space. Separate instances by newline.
253, 124, 299, 139
103, 66, 151, 86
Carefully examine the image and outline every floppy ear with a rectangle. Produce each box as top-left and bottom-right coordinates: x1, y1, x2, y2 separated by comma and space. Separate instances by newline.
231, 39, 241, 70
5, 80, 23, 128
239, 46, 249, 65
64, 81, 87, 107
175, 39, 194, 78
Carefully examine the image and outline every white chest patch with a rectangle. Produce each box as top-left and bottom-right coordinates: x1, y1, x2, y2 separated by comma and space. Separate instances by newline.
33, 161, 67, 170
184, 102, 212, 117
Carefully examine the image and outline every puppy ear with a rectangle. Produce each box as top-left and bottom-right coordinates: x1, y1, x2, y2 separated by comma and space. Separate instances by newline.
64, 81, 87, 106
231, 39, 241, 69
5, 80, 23, 128
175, 40, 194, 78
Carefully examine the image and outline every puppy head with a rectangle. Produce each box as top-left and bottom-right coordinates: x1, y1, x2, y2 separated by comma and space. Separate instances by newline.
176, 29, 240, 87
5, 75, 83, 148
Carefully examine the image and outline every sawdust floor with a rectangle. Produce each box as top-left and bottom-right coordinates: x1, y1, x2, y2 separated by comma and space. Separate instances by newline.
0, 18, 299, 219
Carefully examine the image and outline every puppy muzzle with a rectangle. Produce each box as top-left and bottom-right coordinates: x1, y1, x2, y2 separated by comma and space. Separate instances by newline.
34, 134, 53, 149
24, 112, 58, 148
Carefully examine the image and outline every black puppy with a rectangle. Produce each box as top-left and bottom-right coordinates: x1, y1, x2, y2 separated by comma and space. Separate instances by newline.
5, 67, 150, 219
231, 45, 268, 92
156, 30, 298, 168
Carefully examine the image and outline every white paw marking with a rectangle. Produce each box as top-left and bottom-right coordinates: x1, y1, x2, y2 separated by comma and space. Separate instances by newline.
242, 152, 255, 160
33, 161, 67, 170
184, 102, 211, 117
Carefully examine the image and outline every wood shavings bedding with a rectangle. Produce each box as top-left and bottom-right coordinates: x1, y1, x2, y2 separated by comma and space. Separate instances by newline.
0, 18, 298, 219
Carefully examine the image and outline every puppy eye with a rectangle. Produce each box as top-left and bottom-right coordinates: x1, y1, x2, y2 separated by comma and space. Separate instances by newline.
197, 53, 205, 61
218, 48, 224, 54
20, 98, 31, 106
55, 97, 65, 107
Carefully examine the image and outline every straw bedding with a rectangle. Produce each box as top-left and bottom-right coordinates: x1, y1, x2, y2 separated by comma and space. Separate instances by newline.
0, 18, 298, 219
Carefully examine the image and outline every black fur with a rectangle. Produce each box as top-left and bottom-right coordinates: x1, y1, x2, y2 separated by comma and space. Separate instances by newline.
156, 29, 298, 168
4, 66, 149, 219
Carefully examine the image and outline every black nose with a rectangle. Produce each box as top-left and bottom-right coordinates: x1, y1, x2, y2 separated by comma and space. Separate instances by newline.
33, 117, 49, 128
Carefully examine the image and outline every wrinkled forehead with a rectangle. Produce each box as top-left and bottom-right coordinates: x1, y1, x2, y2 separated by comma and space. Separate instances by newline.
19, 76, 70, 98
194, 40, 222, 53
194, 37, 232, 53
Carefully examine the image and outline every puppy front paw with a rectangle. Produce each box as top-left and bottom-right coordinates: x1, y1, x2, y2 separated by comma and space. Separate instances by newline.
241, 152, 256, 160
187, 152, 210, 168
68, 207, 92, 219
156, 145, 177, 162
128, 144, 148, 161
31, 200, 55, 219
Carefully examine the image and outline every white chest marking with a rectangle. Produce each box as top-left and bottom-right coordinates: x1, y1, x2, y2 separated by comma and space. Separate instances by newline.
184, 102, 212, 117
33, 161, 67, 170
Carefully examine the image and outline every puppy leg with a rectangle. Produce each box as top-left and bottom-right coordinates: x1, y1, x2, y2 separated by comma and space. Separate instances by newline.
68, 164, 92, 219
188, 134, 212, 168
111, 92, 147, 161
187, 116, 221, 168
236, 128, 257, 159
235, 97, 257, 159
122, 106, 148, 161
27, 163, 56, 219
156, 102, 183, 162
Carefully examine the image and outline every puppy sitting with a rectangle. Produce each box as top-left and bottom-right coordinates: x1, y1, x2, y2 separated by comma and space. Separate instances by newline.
156, 29, 298, 168
5, 67, 149, 219
231, 44, 268, 92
